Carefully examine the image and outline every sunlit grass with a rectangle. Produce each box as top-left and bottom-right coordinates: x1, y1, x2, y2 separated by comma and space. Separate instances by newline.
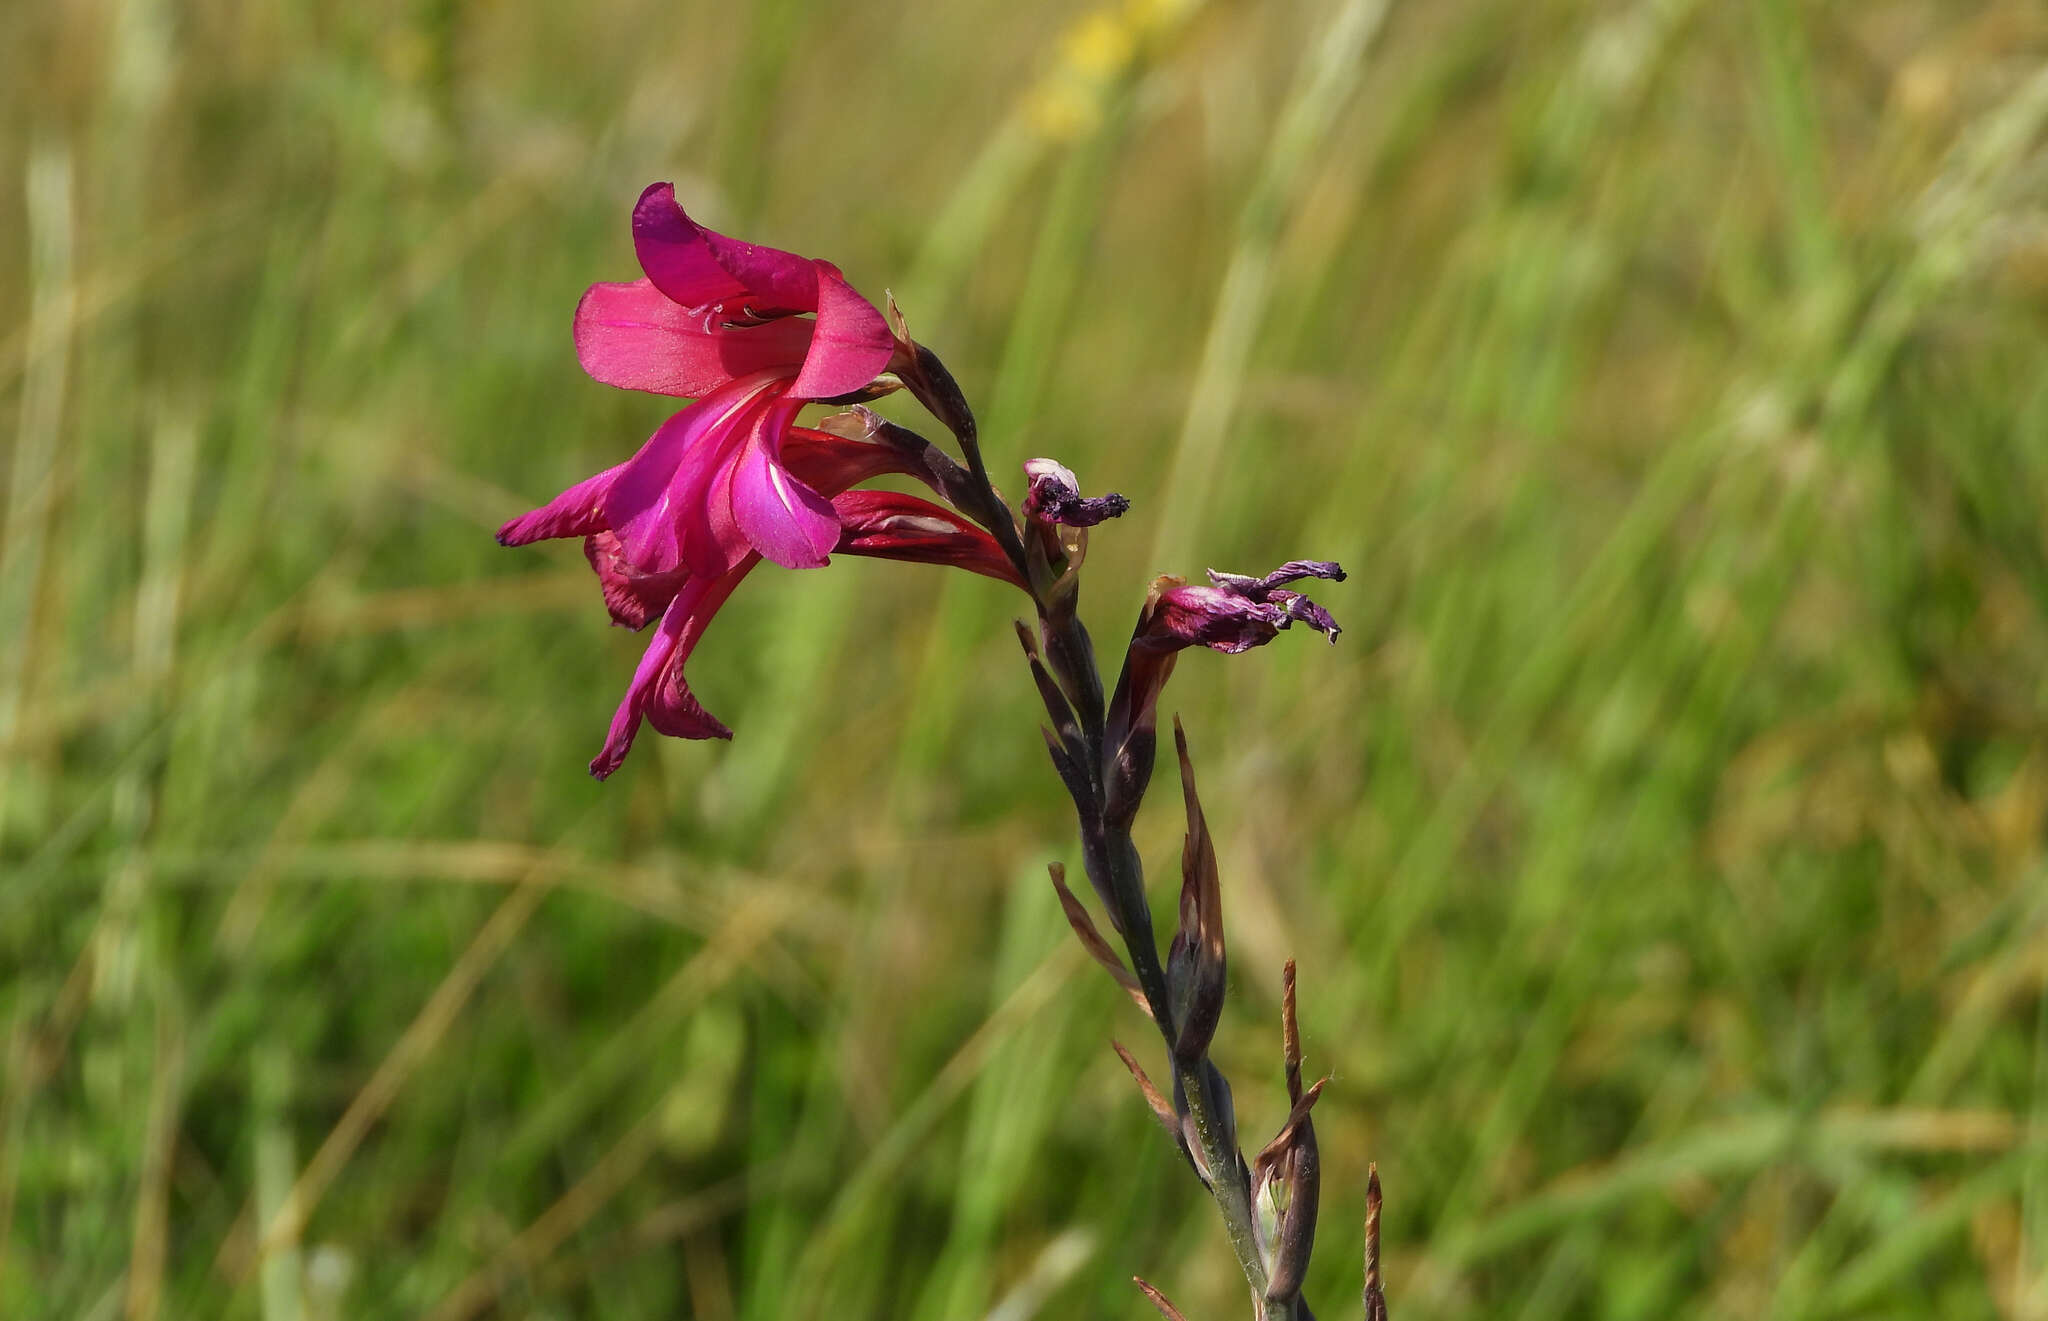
4, 1, 2048, 1317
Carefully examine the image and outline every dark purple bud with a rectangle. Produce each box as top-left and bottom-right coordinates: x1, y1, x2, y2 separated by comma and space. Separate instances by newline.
1015, 621, 1083, 750
1282, 958, 1304, 1103
1256, 1104, 1321, 1306
1171, 1059, 1241, 1193
1165, 720, 1225, 1065
1022, 458, 1130, 527
1040, 725, 1095, 816
1252, 1074, 1328, 1304
1101, 642, 1174, 832
884, 295, 978, 444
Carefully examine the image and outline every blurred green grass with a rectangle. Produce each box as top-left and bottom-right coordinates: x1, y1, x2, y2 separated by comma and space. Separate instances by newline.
5, 0, 2048, 1316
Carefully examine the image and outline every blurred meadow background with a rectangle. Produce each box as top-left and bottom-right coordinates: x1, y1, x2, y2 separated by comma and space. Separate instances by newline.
6, 0, 2048, 1316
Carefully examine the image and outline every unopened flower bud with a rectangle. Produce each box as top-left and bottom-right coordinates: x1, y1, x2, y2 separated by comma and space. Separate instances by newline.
1256, 959, 1328, 1307
1256, 1111, 1320, 1305
1164, 720, 1225, 1065
885, 294, 978, 443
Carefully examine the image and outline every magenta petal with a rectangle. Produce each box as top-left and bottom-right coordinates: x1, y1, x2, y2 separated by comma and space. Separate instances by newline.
789, 262, 895, 399
600, 406, 701, 576
702, 229, 820, 313
589, 559, 756, 779
583, 531, 687, 629
728, 404, 840, 570
645, 559, 752, 740
602, 379, 774, 577
498, 463, 623, 546
631, 183, 748, 309
576, 280, 812, 398
592, 591, 687, 779
683, 432, 752, 578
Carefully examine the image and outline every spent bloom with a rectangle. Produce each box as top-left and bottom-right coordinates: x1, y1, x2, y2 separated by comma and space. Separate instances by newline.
1100, 558, 1346, 828
1144, 560, 1347, 654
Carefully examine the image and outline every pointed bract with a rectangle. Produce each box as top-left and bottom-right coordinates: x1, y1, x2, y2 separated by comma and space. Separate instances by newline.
1166, 719, 1225, 1065
1049, 864, 1150, 1017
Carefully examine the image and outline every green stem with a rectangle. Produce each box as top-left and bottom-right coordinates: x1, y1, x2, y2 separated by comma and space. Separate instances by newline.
1103, 812, 1273, 1308
949, 368, 1288, 1318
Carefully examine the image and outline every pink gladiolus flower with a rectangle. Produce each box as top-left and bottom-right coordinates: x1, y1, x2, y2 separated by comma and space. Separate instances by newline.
569, 182, 897, 577
499, 184, 927, 777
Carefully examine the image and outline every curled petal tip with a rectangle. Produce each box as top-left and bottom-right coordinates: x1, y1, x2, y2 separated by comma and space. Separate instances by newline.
1023, 457, 1130, 527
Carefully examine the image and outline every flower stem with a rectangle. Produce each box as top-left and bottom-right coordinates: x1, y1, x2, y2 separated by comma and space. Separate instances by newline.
1095, 748, 1276, 1313
1111, 835, 1271, 1300
948, 374, 1295, 1318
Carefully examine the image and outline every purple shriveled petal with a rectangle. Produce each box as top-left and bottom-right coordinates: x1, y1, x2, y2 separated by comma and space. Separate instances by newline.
1205, 560, 1346, 599
1269, 590, 1341, 641
1022, 457, 1130, 527
1150, 559, 1349, 648
1148, 585, 1293, 654
1102, 559, 1346, 806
